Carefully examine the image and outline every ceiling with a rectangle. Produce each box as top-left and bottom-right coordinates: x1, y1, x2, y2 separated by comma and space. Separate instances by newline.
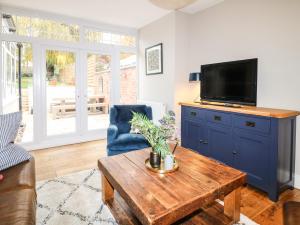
0, 0, 224, 28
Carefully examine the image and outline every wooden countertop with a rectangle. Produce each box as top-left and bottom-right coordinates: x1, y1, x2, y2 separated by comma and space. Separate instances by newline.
179, 102, 300, 119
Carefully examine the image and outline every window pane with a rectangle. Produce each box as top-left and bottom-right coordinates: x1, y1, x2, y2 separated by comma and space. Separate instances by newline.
32, 18, 79, 42
85, 28, 136, 47
46, 50, 76, 136
87, 53, 111, 130
2, 14, 79, 42
120, 35, 136, 47
1, 41, 34, 143
120, 53, 137, 104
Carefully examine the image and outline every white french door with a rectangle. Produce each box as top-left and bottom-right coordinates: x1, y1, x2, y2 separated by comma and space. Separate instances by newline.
1, 40, 136, 150
38, 46, 81, 145
33, 45, 116, 148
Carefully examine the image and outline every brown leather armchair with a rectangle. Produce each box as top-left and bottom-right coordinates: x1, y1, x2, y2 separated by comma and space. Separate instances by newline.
0, 158, 36, 225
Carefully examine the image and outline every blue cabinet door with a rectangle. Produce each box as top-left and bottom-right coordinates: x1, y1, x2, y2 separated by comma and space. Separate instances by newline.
181, 119, 209, 156
233, 129, 270, 191
207, 123, 233, 166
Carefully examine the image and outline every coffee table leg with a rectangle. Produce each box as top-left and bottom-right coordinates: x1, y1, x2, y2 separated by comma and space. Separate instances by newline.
101, 173, 114, 203
224, 187, 241, 223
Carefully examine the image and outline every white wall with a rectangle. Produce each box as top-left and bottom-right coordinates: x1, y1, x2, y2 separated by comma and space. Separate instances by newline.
139, 11, 197, 128
138, 12, 176, 110
173, 12, 196, 128
187, 0, 300, 187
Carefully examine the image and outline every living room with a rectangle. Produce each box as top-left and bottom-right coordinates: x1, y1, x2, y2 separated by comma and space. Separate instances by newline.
0, 0, 300, 225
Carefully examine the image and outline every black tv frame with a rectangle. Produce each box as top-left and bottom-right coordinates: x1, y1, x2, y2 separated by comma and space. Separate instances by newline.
200, 58, 258, 106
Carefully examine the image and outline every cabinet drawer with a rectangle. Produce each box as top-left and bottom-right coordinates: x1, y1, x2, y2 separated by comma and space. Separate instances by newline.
182, 107, 205, 121
233, 115, 270, 134
206, 111, 231, 126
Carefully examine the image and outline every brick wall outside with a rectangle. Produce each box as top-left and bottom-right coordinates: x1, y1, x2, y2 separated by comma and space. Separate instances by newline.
97, 67, 137, 105
120, 67, 137, 104
59, 55, 137, 105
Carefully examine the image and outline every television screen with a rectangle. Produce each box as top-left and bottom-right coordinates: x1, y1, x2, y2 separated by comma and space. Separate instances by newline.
201, 59, 257, 106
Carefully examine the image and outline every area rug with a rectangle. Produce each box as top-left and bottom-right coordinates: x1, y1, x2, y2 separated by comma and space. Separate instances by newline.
36, 169, 259, 225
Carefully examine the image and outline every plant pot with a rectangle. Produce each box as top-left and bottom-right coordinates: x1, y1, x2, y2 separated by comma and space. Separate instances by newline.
150, 151, 161, 168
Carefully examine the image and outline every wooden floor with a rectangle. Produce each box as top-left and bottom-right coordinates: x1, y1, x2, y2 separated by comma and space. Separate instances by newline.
31, 140, 300, 225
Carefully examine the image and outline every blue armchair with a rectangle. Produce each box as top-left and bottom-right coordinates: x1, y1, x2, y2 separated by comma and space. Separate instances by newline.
107, 105, 152, 156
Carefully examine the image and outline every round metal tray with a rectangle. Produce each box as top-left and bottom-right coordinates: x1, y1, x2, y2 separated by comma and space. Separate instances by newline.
145, 158, 179, 174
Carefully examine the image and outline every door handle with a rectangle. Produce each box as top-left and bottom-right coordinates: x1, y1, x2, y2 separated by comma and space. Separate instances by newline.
245, 121, 256, 127
214, 115, 222, 121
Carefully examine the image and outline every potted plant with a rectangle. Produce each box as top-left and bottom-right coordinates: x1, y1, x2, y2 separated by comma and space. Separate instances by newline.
130, 111, 178, 169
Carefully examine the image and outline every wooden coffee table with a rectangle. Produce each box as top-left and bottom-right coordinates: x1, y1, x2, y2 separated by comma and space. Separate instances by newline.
98, 146, 246, 225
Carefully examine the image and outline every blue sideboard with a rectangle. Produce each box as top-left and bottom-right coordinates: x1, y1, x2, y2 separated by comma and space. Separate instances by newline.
181, 104, 299, 201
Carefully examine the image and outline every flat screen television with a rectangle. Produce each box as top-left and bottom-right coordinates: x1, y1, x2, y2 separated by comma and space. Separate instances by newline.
201, 58, 257, 106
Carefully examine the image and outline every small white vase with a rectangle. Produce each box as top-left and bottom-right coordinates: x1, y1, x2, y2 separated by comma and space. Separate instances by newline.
164, 154, 174, 170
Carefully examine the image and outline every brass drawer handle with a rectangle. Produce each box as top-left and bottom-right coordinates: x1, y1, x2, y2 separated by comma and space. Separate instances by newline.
246, 121, 256, 127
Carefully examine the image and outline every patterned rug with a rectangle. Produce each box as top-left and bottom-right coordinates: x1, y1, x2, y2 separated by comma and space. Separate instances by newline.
36, 169, 259, 225
37, 169, 117, 225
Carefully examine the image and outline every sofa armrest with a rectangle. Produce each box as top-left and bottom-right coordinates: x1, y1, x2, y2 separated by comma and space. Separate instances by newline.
107, 125, 119, 144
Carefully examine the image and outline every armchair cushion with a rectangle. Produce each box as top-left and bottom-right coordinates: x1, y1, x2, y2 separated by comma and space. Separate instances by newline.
113, 105, 152, 134
0, 144, 31, 171
0, 112, 31, 171
107, 133, 149, 151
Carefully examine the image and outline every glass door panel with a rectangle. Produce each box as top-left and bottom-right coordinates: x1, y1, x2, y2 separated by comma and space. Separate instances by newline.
86, 53, 111, 130
120, 52, 137, 104
46, 50, 77, 136
1, 41, 34, 143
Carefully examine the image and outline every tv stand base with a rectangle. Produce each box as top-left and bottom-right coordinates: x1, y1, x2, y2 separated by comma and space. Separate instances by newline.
196, 100, 243, 108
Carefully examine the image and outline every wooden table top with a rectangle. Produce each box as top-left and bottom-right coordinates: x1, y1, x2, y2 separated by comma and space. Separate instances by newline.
98, 146, 246, 225
180, 102, 300, 118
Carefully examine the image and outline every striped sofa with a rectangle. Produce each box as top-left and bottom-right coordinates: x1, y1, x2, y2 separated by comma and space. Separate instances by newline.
0, 112, 36, 225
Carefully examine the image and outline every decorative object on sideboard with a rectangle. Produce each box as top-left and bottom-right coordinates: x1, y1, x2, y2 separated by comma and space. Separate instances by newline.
130, 110, 179, 173
145, 43, 163, 75
189, 72, 201, 102
149, 0, 197, 10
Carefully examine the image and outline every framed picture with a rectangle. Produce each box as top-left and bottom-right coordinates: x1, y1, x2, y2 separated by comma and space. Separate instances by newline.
145, 43, 163, 75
